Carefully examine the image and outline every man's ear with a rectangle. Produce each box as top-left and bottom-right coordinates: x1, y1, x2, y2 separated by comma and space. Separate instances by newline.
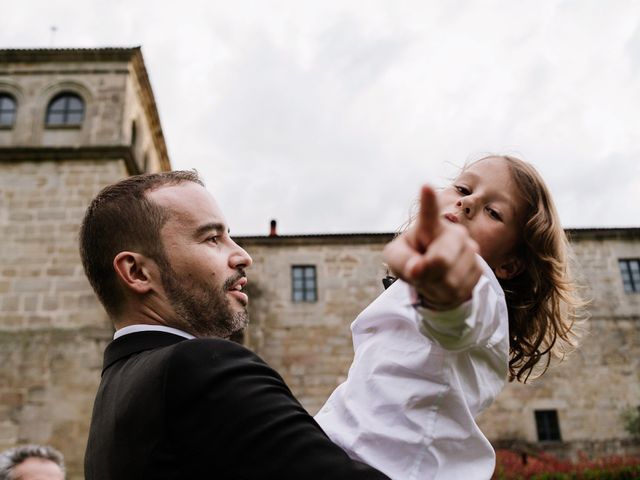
113, 252, 155, 294
494, 255, 524, 280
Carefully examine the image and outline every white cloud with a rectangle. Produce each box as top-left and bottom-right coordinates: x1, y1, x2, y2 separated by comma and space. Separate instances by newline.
2, 0, 639, 233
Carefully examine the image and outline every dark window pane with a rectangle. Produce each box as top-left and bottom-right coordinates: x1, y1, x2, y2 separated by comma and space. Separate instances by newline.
66, 112, 84, 124
0, 94, 17, 126
0, 96, 14, 110
292, 265, 317, 303
46, 93, 84, 126
68, 96, 83, 110
619, 259, 640, 293
46, 112, 65, 125
535, 410, 561, 441
49, 97, 67, 111
0, 111, 15, 125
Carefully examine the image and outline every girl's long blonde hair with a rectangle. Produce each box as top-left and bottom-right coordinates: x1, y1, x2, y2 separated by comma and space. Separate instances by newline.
494, 155, 585, 382
397, 155, 585, 381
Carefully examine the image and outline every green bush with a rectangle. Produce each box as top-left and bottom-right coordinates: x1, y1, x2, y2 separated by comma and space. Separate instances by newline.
622, 407, 640, 439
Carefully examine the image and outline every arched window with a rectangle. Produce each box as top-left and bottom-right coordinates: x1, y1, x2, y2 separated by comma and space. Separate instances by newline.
0, 93, 17, 127
45, 92, 84, 126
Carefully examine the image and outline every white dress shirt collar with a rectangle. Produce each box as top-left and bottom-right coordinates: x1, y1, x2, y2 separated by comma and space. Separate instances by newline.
113, 324, 195, 340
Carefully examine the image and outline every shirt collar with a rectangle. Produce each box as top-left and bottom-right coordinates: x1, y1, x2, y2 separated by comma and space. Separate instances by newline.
113, 324, 195, 341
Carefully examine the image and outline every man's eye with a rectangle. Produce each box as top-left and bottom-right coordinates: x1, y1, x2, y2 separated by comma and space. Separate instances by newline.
455, 185, 470, 195
207, 236, 220, 244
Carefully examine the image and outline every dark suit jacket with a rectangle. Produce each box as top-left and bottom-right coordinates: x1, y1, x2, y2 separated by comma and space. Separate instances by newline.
84, 331, 388, 479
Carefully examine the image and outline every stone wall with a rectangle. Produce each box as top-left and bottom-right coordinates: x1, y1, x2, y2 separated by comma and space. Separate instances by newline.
238, 231, 640, 459
0, 159, 126, 478
238, 235, 392, 413
477, 233, 640, 458
0, 170, 638, 477
0, 48, 169, 478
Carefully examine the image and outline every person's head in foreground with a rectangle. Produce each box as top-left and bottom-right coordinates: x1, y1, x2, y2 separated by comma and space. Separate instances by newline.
0, 445, 65, 480
79, 170, 253, 340
434, 154, 584, 382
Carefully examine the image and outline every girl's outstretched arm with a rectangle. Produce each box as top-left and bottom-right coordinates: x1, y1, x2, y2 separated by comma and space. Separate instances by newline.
383, 185, 482, 310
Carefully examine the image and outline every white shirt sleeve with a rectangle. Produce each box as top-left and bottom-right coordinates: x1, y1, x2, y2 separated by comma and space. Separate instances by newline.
315, 255, 509, 480
416, 259, 506, 351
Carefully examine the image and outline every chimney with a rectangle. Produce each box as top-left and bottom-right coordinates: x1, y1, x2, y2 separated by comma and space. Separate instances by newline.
269, 219, 278, 237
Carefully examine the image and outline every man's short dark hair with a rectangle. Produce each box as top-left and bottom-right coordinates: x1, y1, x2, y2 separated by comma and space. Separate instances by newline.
0, 444, 65, 479
79, 170, 204, 317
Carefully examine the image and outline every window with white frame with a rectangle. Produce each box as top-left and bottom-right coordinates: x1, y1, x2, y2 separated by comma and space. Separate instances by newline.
291, 265, 317, 303
45, 92, 84, 127
619, 259, 640, 293
0, 93, 17, 127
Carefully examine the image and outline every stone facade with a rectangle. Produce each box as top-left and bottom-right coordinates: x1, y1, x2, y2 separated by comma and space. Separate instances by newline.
237, 228, 640, 460
0, 47, 638, 479
237, 234, 393, 413
0, 48, 169, 174
478, 231, 640, 458
0, 48, 169, 479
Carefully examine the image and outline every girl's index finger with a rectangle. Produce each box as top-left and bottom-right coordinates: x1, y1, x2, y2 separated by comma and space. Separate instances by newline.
415, 185, 443, 247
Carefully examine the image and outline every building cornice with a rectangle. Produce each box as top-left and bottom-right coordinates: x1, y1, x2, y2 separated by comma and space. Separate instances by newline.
0, 48, 140, 63
565, 227, 640, 241
236, 228, 640, 245
235, 232, 396, 247
0, 146, 143, 176
128, 48, 171, 172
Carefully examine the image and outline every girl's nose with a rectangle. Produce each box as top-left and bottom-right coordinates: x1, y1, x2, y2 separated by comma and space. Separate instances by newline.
456, 198, 473, 217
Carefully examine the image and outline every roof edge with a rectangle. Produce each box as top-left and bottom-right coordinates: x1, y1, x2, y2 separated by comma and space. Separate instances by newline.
129, 49, 171, 171
236, 227, 640, 242
0, 47, 141, 63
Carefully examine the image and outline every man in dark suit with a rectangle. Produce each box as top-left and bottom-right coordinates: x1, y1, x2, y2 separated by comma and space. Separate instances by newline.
81, 171, 388, 479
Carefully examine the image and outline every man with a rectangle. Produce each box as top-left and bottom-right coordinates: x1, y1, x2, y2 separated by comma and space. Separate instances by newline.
0, 445, 65, 480
81, 171, 388, 479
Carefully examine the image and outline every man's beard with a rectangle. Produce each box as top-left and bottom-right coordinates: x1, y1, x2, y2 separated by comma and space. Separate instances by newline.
159, 262, 248, 339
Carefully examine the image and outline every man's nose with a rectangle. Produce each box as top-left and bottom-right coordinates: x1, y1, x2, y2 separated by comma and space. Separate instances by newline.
229, 241, 253, 269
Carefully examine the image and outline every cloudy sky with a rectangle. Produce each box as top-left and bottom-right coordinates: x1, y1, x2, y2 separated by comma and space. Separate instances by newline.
3, 0, 639, 234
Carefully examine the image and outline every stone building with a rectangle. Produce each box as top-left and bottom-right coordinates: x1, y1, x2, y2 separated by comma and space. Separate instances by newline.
236, 227, 640, 460
0, 47, 170, 478
0, 46, 638, 479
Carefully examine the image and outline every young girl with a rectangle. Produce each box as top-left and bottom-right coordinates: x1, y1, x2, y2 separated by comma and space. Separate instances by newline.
315, 155, 583, 479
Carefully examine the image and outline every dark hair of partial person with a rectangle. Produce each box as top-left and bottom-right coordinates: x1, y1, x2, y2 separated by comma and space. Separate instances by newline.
79, 170, 204, 317
0, 444, 65, 480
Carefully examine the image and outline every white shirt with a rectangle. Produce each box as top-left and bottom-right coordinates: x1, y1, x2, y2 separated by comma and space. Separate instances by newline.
113, 324, 195, 340
315, 256, 509, 480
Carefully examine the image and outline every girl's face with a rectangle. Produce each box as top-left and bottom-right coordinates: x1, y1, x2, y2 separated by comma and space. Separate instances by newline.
437, 156, 524, 279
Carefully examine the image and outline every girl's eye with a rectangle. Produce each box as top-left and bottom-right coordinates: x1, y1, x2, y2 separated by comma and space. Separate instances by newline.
486, 207, 502, 221
455, 185, 470, 195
